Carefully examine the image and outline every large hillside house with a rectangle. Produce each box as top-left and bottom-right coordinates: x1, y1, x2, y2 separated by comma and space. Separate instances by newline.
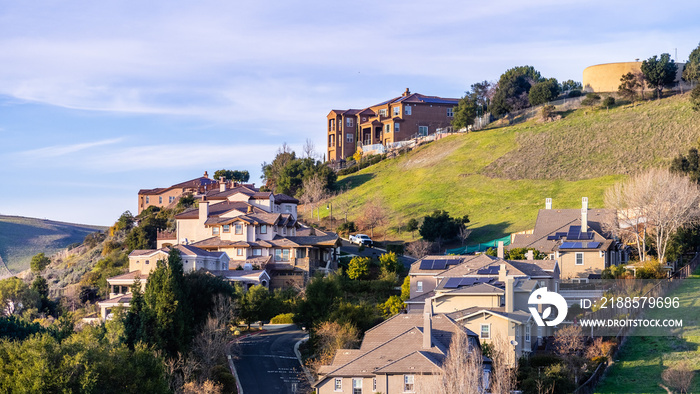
327, 89, 459, 162
509, 197, 628, 281
405, 253, 560, 362
313, 300, 490, 393
158, 183, 340, 289
137, 171, 220, 214
98, 244, 270, 319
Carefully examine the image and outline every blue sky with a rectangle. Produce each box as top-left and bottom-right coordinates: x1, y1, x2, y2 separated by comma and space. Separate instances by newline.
1, 0, 700, 225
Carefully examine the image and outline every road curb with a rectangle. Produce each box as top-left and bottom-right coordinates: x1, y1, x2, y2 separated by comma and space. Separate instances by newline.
227, 330, 265, 394
294, 335, 314, 386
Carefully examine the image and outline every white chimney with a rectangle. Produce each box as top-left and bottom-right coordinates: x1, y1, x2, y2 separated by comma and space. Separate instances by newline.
498, 263, 507, 282
497, 241, 504, 259
545, 198, 552, 209
581, 197, 588, 233
423, 299, 432, 349
220, 177, 227, 193
526, 250, 534, 260
199, 198, 209, 223
243, 263, 253, 271
505, 277, 514, 313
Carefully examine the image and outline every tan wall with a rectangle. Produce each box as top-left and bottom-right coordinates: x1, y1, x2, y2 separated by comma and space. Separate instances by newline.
560, 251, 605, 279
327, 113, 358, 162
582, 61, 686, 93
433, 294, 502, 313
138, 188, 183, 214
129, 252, 167, 275
176, 218, 211, 244
462, 314, 523, 364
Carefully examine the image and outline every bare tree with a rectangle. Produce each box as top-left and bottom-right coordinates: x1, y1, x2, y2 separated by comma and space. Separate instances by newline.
357, 199, 387, 238
488, 335, 516, 393
662, 361, 694, 394
406, 240, 433, 259
192, 295, 233, 380
554, 325, 585, 385
457, 225, 472, 246
418, 330, 484, 394
605, 169, 700, 263
303, 138, 316, 159
307, 322, 359, 378
300, 174, 328, 222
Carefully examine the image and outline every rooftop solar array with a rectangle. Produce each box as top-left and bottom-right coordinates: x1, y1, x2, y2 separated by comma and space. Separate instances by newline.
547, 232, 568, 241
559, 241, 601, 249
566, 226, 595, 240
419, 258, 462, 270
476, 266, 501, 275
443, 277, 495, 289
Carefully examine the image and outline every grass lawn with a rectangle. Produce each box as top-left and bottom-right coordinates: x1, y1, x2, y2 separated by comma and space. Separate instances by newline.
595, 272, 700, 393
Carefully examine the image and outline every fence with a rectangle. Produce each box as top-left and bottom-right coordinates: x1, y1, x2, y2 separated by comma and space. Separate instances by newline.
573, 253, 700, 393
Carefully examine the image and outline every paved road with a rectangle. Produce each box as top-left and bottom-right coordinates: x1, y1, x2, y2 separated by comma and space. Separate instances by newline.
339, 240, 417, 270
232, 325, 309, 394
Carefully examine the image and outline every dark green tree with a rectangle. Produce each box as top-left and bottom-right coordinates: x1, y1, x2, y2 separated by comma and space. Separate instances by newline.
419, 210, 470, 243
641, 53, 678, 99
618, 72, 639, 100
490, 66, 543, 116
30, 252, 50, 273
561, 79, 582, 92
683, 42, 700, 84
294, 273, 341, 329
262, 146, 337, 197
213, 169, 250, 183
406, 218, 419, 238
691, 85, 700, 112
528, 78, 561, 106
114, 211, 135, 233
238, 284, 272, 329
452, 93, 478, 130
31, 276, 51, 314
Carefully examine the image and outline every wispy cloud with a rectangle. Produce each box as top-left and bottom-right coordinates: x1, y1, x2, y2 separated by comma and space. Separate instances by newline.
17, 138, 124, 158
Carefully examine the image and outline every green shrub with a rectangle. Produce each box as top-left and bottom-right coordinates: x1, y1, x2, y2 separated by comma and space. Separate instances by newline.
336, 222, 357, 237
691, 85, 700, 112
386, 243, 404, 256
270, 313, 295, 324
568, 89, 582, 97
602, 96, 615, 107
581, 93, 601, 106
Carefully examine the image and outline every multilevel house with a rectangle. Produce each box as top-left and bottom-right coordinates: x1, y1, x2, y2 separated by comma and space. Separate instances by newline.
404, 252, 560, 362
313, 300, 490, 393
98, 244, 270, 319
326, 89, 459, 162
156, 182, 340, 289
137, 171, 220, 214
509, 197, 628, 282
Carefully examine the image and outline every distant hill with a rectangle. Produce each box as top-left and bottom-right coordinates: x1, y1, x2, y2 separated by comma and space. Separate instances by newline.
0, 215, 107, 274
320, 94, 700, 244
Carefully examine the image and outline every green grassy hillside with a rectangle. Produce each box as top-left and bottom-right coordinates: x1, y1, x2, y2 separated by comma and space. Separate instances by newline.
321, 94, 700, 244
0, 215, 106, 273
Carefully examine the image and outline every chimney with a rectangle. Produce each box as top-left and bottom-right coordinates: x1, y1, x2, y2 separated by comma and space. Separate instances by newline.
498, 263, 507, 282
505, 277, 514, 313
545, 198, 552, 209
199, 198, 209, 222
247, 205, 253, 214
526, 250, 534, 260
220, 177, 227, 193
581, 197, 588, 233
497, 241, 504, 259
403, 88, 410, 97
423, 298, 432, 349
203, 171, 209, 178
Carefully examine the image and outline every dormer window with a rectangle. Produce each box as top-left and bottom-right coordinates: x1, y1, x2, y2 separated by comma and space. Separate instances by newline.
235, 224, 243, 235
212, 227, 220, 235
260, 225, 267, 234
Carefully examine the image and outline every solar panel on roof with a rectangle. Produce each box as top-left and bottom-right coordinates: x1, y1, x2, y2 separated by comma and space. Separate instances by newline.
445, 258, 462, 266
444, 278, 462, 288
419, 260, 433, 270
432, 260, 447, 270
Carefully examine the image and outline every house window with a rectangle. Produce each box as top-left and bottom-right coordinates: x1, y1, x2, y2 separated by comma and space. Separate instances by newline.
347, 133, 353, 143
169, 196, 175, 203
480, 324, 490, 339
283, 227, 287, 235
346, 118, 354, 127
285, 206, 292, 213
235, 224, 243, 235
237, 248, 243, 256
275, 249, 290, 262
260, 225, 267, 234
159, 196, 163, 204
223, 225, 230, 233
352, 378, 362, 394
385, 124, 390, 133
296, 249, 307, 258
145, 260, 149, 265
253, 248, 262, 256
418, 126, 428, 136
395, 123, 400, 132
373, 378, 377, 391
404, 375, 415, 392
212, 227, 220, 235
525, 324, 531, 342
516, 325, 521, 340
393, 106, 400, 116
334, 378, 342, 391
405, 106, 411, 115
575, 252, 584, 265
417, 281, 423, 293
379, 108, 387, 116
145, 196, 149, 204
447, 107, 454, 117
329, 119, 335, 131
